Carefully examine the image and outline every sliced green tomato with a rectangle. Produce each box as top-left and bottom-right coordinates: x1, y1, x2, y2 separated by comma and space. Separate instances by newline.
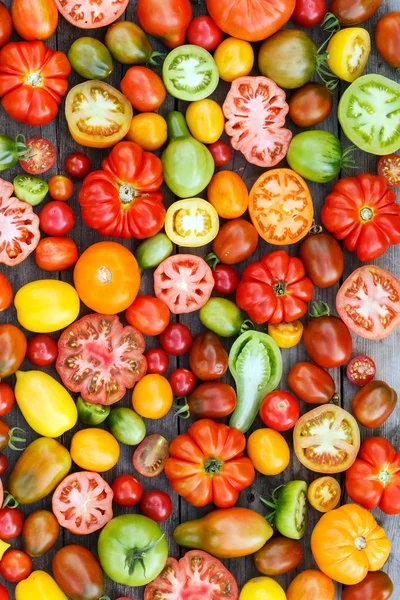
135, 233, 173, 269
13, 174, 48, 206
275, 480, 308, 540
165, 198, 219, 247
163, 45, 219, 101
76, 395, 110, 425
339, 74, 400, 156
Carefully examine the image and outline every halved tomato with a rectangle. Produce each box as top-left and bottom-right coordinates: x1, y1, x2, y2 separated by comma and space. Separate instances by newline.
54, 0, 129, 28
293, 405, 360, 474
132, 434, 169, 478
336, 265, 400, 340
65, 81, 132, 148
249, 168, 313, 245
378, 154, 400, 187
19, 138, 56, 175
165, 199, 219, 247
307, 476, 341, 513
52, 472, 113, 535
154, 255, 214, 314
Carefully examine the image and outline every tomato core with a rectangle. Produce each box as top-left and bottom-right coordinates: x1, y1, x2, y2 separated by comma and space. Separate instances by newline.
119, 184, 137, 204
97, 266, 112, 284
273, 280, 287, 296
377, 469, 391, 485
355, 535, 367, 550
26, 72, 42, 87
360, 206, 374, 221
204, 457, 223, 474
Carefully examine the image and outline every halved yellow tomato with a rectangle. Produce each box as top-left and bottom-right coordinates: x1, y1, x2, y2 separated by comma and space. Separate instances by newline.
165, 198, 219, 247
307, 476, 341, 513
327, 28, 371, 83
268, 320, 303, 348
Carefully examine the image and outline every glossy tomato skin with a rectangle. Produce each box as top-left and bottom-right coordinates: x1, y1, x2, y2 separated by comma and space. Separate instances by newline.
0, 384, 14, 416
346, 355, 376, 386
214, 38, 254, 82
376, 12, 400, 69
0, 324, 27, 379
351, 381, 397, 428
208, 170, 249, 219
0, 583, 9, 600
211, 264, 239, 295
189, 331, 228, 381
287, 570, 335, 600
247, 428, 290, 476
126, 296, 170, 336
299, 232, 343, 288
0, 507, 23, 540
208, 141, 232, 167
27, 334, 58, 366
0, 454, 7, 475
290, 84, 333, 129
19, 137, 56, 175
330, 0, 382, 24
0, 2, 12, 48
0, 273, 12, 312
70, 428, 120, 472
0, 550, 32, 583
212, 219, 258, 265
254, 537, 303, 576
137, 0, 192, 48
342, 571, 393, 600
22, 510, 59, 557
39, 201, 75, 236
180, 382, 236, 419
160, 323, 192, 356
65, 152, 91, 179
260, 391, 300, 431
112, 474, 143, 507
48, 175, 74, 201
168, 369, 196, 396
35, 237, 79, 271
304, 311, 352, 368
121, 66, 166, 112
132, 375, 173, 420
292, 0, 326, 27
132, 434, 170, 478
127, 113, 167, 151
187, 16, 223, 51
145, 349, 169, 375
52, 545, 105, 600
140, 490, 172, 522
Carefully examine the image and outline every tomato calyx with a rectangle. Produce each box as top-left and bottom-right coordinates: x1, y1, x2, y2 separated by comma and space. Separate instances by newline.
173, 397, 191, 419
204, 457, 223, 475
273, 279, 288, 297
309, 299, 331, 318
4, 427, 26, 452
354, 535, 367, 550
124, 533, 165, 577
0, 134, 32, 165
1, 491, 19, 509
322, 12, 342, 33
260, 484, 284, 524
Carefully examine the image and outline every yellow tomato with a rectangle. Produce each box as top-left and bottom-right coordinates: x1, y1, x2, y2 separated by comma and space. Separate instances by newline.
214, 37, 254, 82
0, 539, 10, 561
267, 321, 303, 349
16, 571, 68, 600
207, 171, 249, 219
307, 476, 341, 513
247, 429, 290, 476
327, 28, 371, 82
240, 577, 286, 600
186, 100, 225, 144
165, 198, 219, 247
14, 280, 80, 333
126, 112, 167, 151
70, 428, 120, 472
132, 374, 173, 419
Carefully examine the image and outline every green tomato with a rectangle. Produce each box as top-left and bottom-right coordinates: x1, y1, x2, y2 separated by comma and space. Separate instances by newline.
135, 233, 173, 269
105, 21, 161, 65
76, 396, 110, 426
273, 481, 308, 540
107, 407, 146, 445
68, 37, 114, 80
163, 45, 219, 101
200, 298, 245, 337
13, 174, 48, 206
0, 134, 29, 171
98, 514, 168, 586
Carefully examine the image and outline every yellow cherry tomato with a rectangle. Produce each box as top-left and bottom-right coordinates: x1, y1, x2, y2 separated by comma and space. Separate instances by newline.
186, 99, 225, 144
267, 320, 303, 349
247, 429, 290, 476
214, 37, 254, 83
327, 28, 371, 82
70, 428, 120, 472
207, 171, 249, 219
307, 476, 341, 513
165, 198, 219, 247
126, 112, 167, 151
239, 577, 286, 600
132, 374, 173, 419
14, 280, 80, 333
16, 571, 68, 600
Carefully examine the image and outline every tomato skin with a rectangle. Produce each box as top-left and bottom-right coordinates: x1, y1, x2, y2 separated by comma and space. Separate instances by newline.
288, 362, 336, 405
160, 323, 192, 356
0, 384, 14, 416
0, 324, 27, 379
287, 570, 335, 600
208, 171, 248, 219
292, 0, 326, 27
290, 83, 332, 129
342, 571, 393, 600
186, 99, 224, 144
308, 476, 341, 512
132, 434, 170, 478
0, 507, 23, 540
330, 0, 382, 24
137, 0, 192, 48
27, 334, 58, 366
112, 474, 143, 507
346, 355, 376, 387
22, 510, 59, 557
70, 428, 120, 472
189, 331, 228, 381
125, 296, 170, 336
213, 219, 258, 265
35, 237, 79, 272
376, 12, 400, 69
48, 175, 74, 201
0, 583, 9, 600
0, 550, 32, 583
65, 152, 91, 179
39, 201, 75, 236
378, 153, 400, 187
145, 348, 169, 375
0, 454, 7, 475
11, 0, 58, 41
121, 66, 166, 112
126, 113, 167, 151
19, 137, 56, 175
178, 382, 236, 419
247, 428, 290, 476
214, 37, 254, 82
52, 545, 105, 600
208, 141, 232, 167
211, 264, 239, 295
299, 232, 343, 288
0, 2, 12, 48
168, 369, 196, 396
187, 16, 223, 51
140, 490, 172, 522
0, 273, 12, 312
132, 375, 173, 419
327, 28, 371, 83
304, 307, 352, 368
352, 381, 397, 428
260, 391, 300, 431
254, 537, 303, 576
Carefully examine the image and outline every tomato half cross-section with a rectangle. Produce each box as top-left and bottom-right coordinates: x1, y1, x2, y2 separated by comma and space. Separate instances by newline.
165, 198, 219, 247
223, 76, 292, 168
56, 313, 147, 406
54, 0, 129, 28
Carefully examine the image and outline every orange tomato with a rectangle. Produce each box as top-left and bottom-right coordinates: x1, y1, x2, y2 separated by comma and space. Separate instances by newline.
70, 428, 120, 472
132, 374, 173, 419
0, 273, 12, 312
307, 476, 341, 513
247, 428, 290, 475
207, 171, 249, 219
287, 570, 335, 600
126, 113, 167, 151
11, 0, 58, 41
73, 241, 140, 315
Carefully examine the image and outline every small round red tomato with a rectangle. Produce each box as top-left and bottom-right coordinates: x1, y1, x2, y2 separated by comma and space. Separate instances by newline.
289, 83, 333, 128
48, 175, 74, 201
39, 201, 75, 236
121, 66, 166, 112
212, 219, 258, 265
0, 2, 12, 49
35, 237, 79, 272
19, 138, 56, 175
169, 369, 196, 396
0, 273, 12, 312
160, 323, 193, 356
346, 356, 376, 387
0, 550, 32, 583
0, 583, 9, 600
65, 152, 92, 179
132, 434, 170, 478
260, 391, 300, 431
211, 264, 239, 295
145, 348, 169, 375
291, 0, 327, 27
0, 454, 8, 475
304, 302, 352, 369
208, 141, 232, 167
0, 507, 23, 540
140, 490, 172, 522
378, 154, 400, 187
27, 334, 58, 367
187, 16, 223, 51
112, 474, 143, 507
125, 296, 170, 336
0, 384, 14, 416
189, 331, 228, 381
298, 232, 343, 289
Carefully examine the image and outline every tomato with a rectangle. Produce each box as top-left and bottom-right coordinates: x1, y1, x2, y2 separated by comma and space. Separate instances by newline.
137, 0, 192, 49
126, 113, 167, 151
200, 296, 244, 336
145, 349, 169, 375
22, 510, 58, 558
0, 384, 14, 416
11, 0, 58, 40
132, 374, 173, 419
288, 362, 336, 405
52, 545, 105, 600
0, 454, 7, 475
126, 296, 170, 336
378, 153, 400, 187
140, 491, 172, 522
289, 83, 333, 128
0, 507, 23, 540
254, 537, 303, 576
337, 265, 400, 340
54, 0, 128, 28
352, 381, 397, 428
164, 46, 218, 100
0, 324, 27, 379
208, 141, 232, 167
121, 66, 166, 112
39, 201, 74, 236
112, 474, 143, 507
208, 171, 248, 220
211, 264, 239, 295
307, 476, 341, 513
247, 429, 290, 476
65, 152, 91, 179
375, 12, 400, 69
267, 321, 303, 349
327, 28, 370, 82
240, 577, 286, 600
214, 38, 254, 83
77, 396, 110, 427
26, 334, 57, 367
0, 584, 8, 600
136, 233, 173, 271
165, 198, 219, 247
47, 175, 73, 202
260, 391, 300, 432
298, 231, 344, 288
0, 550, 32, 583
132, 434, 170, 477
19, 137, 56, 175
186, 100, 224, 144
107, 407, 145, 446
223, 76, 291, 168
105, 20, 157, 65
0, 2, 11, 48
68, 37, 113, 80
160, 324, 192, 356
154, 254, 214, 314
294, 405, 360, 473
71, 428, 120, 473
168, 369, 196, 396
74, 242, 140, 314
35, 237, 78, 272
175, 382, 236, 419
347, 355, 376, 387
286, 570, 335, 600
0, 274, 12, 312
292, 0, 326, 26
189, 331, 228, 381
330, 0, 382, 25
342, 571, 393, 600
212, 219, 258, 265
187, 16, 223, 51
304, 302, 352, 368
65, 81, 132, 148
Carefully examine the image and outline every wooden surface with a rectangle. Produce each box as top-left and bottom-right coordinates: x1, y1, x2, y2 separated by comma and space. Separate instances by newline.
1, 1, 399, 598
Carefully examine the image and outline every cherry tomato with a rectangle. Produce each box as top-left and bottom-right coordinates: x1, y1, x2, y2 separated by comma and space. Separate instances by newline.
208, 141, 232, 167
0, 583, 9, 600
39, 201, 75, 236
140, 490, 172, 522
64, 152, 92, 179
247, 429, 290, 476
260, 391, 300, 432
132, 434, 170, 477
214, 37, 254, 82
211, 264, 239, 295
169, 369, 196, 396
19, 138, 56, 175
132, 375, 173, 419
187, 15, 223, 51
0, 273, 12, 312
377, 154, 400, 187
307, 476, 341, 513
48, 175, 74, 201
112, 474, 143, 507
292, 0, 327, 27
126, 113, 167, 152
0, 454, 8, 475
160, 323, 193, 356
346, 356, 376, 387
0, 507, 24, 540
0, 384, 14, 416
125, 296, 170, 336
0, 550, 32, 583
145, 348, 169, 375
26, 334, 58, 367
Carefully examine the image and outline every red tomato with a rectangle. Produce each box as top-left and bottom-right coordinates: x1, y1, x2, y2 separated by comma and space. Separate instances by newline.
140, 490, 172, 522
208, 141, 232, 167
0, 383, 14, 417
212, 219, 258, 265
39, 201, 75, 236
54, 0, 128, 28
175, 382, 236, 419
0, 550, 32, 583
211, 264, 239, 295
160, 323, 192, 356
112, 474, 143, 507
65, 152, 92, 179
48, 175, 74, 201
0, 507, 23, 540
330, 0, 382, 25
288, 362, 337, 405
189, 331, 228, 381
0, 2, 12, 49
0, 583, 10, 600
375, 12, 400, 69
187, 16, 223, 51
342, 571, 393, 600
132, 434, 170, 478
145, 348, 169, 375
125, 296, 170, 336
35, 237, 79, 271
292, 0, 326, 27
351, 380, 397, 429
27, 334, 58, 367
52, 472, 113, 535
169, 369, 196, 396
19, 137, 56, 175
346, 356, 376, 387
0, 273, 12, 312
304, 302, 352, 368
0, 454, 8, 475
289, 83, 333, 129
0, 324, 27, 379
121, 66, 166, 112
298, 231, 343, 289
260, 391, 300, 431
11, 0, 58, 42
378, 153, 400, 187
137, 0, 192, 49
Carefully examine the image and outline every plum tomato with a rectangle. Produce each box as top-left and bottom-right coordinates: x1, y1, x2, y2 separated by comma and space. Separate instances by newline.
346, 356, 376, 387
19, 137, 56, 175
22, 510, 59, 558
187, 15, 223, 51
145, 348, 169, 375
342, 571, 394, 600
211, 264, 239, 295
254, 537, 303, 576
288, 362, 337, 405
289, 83, 333, 128
212, 219, 258, 265
140, 490, 172, 522
189, 331, 228, 381
48, 175, 74, 201
0, 507, 23, 540
112, 474, 143, 507
260, 391, 300, 432
160, 323, 192, 356
247, 429, 290, 476
208, 141, 232, 167
378, 153, 400, 187
0, 273, 12, 312
125, 296, 170, 336
168, 369, 196, 396
351, 380, 397, 428
39, 201, 75, 236
304, 302, 352, 368
298, 231, 343, 288
132, 434, 169, 478
0, 384, 14, 416
292, 0, 327, 28
65, 151, 92, 179
27, 334, 58, 366
0, 550, 32, 583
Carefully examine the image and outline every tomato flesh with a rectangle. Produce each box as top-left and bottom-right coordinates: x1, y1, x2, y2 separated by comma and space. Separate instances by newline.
346, 355, 376, 386
378, 154, 400, 187
54, 0, 129, 28
19, 138, 56, 174
308, 476, 341, 512
132, 434, 169, 478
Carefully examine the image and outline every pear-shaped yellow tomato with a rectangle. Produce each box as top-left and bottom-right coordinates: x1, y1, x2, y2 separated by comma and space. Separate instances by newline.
186, 99, 225, 144
15, 371, 77, 437
70, 428, 120, 472
327, 28, 371, 83
14, 280, 80, 333
16, 571, 68, 600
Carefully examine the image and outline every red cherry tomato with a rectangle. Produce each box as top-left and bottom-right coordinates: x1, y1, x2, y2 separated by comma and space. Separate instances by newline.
377, 154, 400, 187
208, 141, 232, 167
160, 323, 193, 356
0, 550, 32, 583
211, 264, 239, 294
260, 391, 300, 431
346, 355, 376, 387
48, 175, 74, 201
0, 583, 10, 600
140, 490, 172, 522
0, 454, 8, 475
187, 16, 223, 51
169, 369, 196, 396
125, 296, 170, 336
65, 152, 92, 179
291, 0, 327, 27
26, 334, 58, 367
145, 348, 169, 375
39, 201, 75, 236
0, 384, 14, 417
0, 507, 24, 540
111, 474, 143, 507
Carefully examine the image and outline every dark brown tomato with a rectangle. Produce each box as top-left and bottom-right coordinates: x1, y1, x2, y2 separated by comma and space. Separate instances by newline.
289, 83, 333, 128
351, 380, 397, 428
189, 331, 228, 381
254, 536, 303, 576
303, 307, 352, 369
22, 510, 59, 557
298, 232, 344, 288
288, 362, 337, 405
176, 382, 236, 419
52, 545, 104, 600
330, 0, 382, 24
212, 219, 258, 265
342, 571, 393, 600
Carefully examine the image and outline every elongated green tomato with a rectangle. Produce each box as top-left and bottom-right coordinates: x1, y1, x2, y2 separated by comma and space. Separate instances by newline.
262, 480, 308, 540
13, 174, 48, 206
135, 233, 174, 269
199, 298, 246, 337
0, 134, 30, 171
68, 37, 114, 80
76, 396, 110, 426
163, 45, 219, 101
107, 407, 146, 445
105, 21, 161, 65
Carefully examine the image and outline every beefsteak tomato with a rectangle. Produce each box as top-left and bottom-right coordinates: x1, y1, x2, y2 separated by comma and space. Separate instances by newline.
54, 0, 129, 28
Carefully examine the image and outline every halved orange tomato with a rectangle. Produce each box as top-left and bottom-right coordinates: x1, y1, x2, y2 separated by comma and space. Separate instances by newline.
307, 476, 341, 513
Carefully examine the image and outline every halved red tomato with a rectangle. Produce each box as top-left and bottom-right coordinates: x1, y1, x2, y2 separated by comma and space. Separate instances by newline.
378, 154, 400, 187
154, 255, 214, 315
54, 0, 129, 28
132, 434, 169, 478
52, 472, 113, 535
336, 265, 400, 340
19, 138, 56, 175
